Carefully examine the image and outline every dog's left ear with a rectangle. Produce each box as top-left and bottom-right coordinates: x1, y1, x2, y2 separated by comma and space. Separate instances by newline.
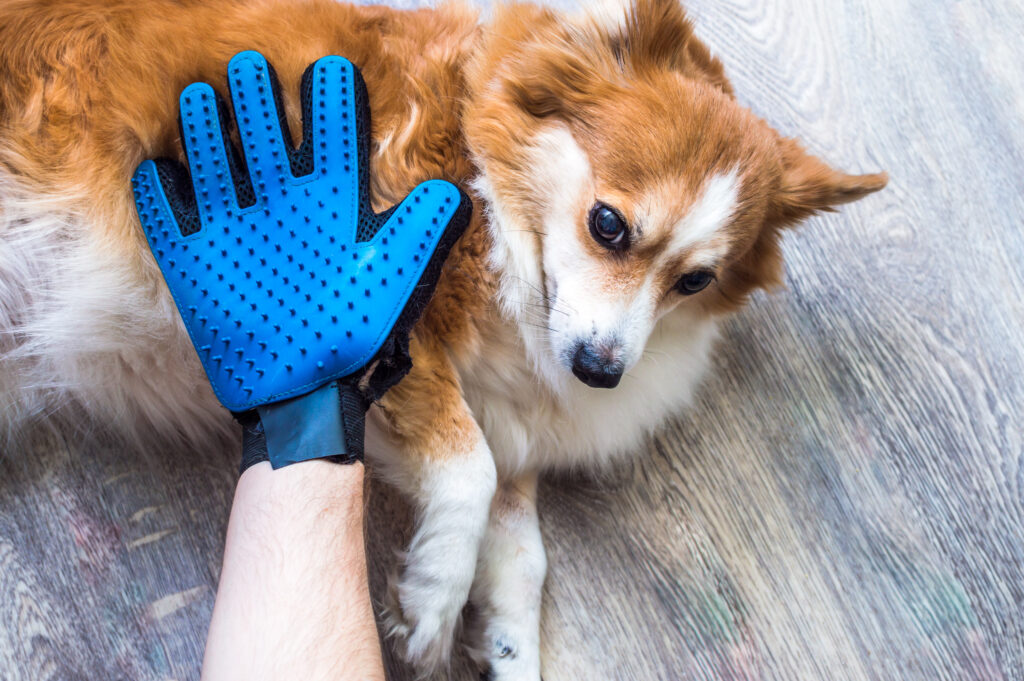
769, 137, 888, 226
614, 0, 733, 95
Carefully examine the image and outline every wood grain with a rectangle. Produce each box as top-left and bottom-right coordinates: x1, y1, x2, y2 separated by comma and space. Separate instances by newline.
2, 0, 1023, 679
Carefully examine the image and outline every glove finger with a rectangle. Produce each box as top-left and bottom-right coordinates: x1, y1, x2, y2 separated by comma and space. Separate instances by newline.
227, 51, 296, 195
132, 160, 207, 337
358, 181, 472, 398
376, 178, 465, 262
307, 55, 363, 240
179, 82, 249, 227
132, 159, 189, 254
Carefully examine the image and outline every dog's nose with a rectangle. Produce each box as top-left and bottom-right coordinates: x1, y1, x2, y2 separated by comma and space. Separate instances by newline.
571, 343, 623, 389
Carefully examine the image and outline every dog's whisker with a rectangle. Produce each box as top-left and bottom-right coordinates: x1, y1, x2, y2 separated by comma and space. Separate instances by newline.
506, 275, 547, 297
515, 300, 570, 318
519, 322, 558, 334
501, 230, 549, 237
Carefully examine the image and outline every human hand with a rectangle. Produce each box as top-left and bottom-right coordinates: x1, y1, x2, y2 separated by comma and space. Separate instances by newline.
131, 51, 471, 467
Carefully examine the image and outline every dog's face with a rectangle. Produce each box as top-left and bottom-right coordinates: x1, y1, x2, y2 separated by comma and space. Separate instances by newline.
466, 0, 886, 389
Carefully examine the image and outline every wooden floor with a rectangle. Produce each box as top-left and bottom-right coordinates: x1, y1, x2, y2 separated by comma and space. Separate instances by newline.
3, 0, 1023, 679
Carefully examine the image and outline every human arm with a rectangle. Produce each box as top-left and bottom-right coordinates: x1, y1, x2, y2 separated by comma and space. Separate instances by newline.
200, 460, 384, 681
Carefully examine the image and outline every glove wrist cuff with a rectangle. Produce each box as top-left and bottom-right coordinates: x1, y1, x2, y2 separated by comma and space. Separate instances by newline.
238, 381, 367, 472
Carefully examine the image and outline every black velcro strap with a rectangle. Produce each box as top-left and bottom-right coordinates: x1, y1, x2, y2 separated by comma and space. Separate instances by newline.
337, 383, 366, 462
238, 410, 270, 473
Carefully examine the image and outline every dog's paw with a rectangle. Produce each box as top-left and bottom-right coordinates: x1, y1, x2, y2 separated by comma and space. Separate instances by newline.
384, 563, 469, 676
465, 625, 541, 681
462, 603, 540, 681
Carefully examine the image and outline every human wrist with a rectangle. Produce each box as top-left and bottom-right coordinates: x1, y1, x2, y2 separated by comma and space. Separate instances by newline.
236, 458, 365, 529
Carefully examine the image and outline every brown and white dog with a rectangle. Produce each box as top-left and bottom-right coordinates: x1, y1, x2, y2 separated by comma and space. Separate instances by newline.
0, 0, 886, 677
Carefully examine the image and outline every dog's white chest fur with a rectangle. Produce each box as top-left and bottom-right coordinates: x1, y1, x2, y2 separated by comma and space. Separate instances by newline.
456, 310, 718, 475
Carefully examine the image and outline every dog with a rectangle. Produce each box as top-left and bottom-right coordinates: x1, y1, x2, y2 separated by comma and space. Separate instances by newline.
0, 0, 886, 677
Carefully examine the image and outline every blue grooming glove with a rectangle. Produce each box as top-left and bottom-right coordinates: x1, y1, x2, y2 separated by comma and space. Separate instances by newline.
131, 51, 471, 468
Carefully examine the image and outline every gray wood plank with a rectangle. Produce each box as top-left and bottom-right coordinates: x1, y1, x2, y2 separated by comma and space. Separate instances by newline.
2, 0, 1023, 680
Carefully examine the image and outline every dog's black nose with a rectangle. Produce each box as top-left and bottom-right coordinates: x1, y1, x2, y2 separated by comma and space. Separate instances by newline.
571, 343, 623, 389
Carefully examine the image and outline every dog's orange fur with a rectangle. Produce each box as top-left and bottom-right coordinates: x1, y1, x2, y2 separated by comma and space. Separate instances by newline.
0, 0, 887, 671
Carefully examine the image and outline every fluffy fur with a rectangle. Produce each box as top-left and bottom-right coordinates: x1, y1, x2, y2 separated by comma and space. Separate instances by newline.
0, 0, 886, 677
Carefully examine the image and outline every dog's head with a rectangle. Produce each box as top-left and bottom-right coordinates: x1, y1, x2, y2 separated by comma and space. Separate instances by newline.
465, 0, 887, 390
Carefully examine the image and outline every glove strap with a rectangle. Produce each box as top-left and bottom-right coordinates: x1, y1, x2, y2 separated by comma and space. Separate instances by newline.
239, 382, 366, 471
238, 411, 270, 472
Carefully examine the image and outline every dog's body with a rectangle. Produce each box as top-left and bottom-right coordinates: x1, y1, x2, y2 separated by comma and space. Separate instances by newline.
0, 0, 885, 677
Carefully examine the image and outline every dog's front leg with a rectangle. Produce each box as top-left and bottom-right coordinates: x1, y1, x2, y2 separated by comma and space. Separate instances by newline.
467, 471, 546, 681
375, 340, 498, 674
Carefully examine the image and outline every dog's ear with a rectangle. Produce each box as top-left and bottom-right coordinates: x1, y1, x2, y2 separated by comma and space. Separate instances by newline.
504, 0, 731, 118
769, 137, 888, 226
619, 0, 695, 71
610, 0, 733, 94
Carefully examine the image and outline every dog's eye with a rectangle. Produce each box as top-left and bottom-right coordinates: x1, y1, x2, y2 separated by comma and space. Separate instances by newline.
676, 270, 715, 295
589, 203, 628, 250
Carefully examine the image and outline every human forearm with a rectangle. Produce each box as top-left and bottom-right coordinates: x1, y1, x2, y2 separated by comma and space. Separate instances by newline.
201, 461, 385, 681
